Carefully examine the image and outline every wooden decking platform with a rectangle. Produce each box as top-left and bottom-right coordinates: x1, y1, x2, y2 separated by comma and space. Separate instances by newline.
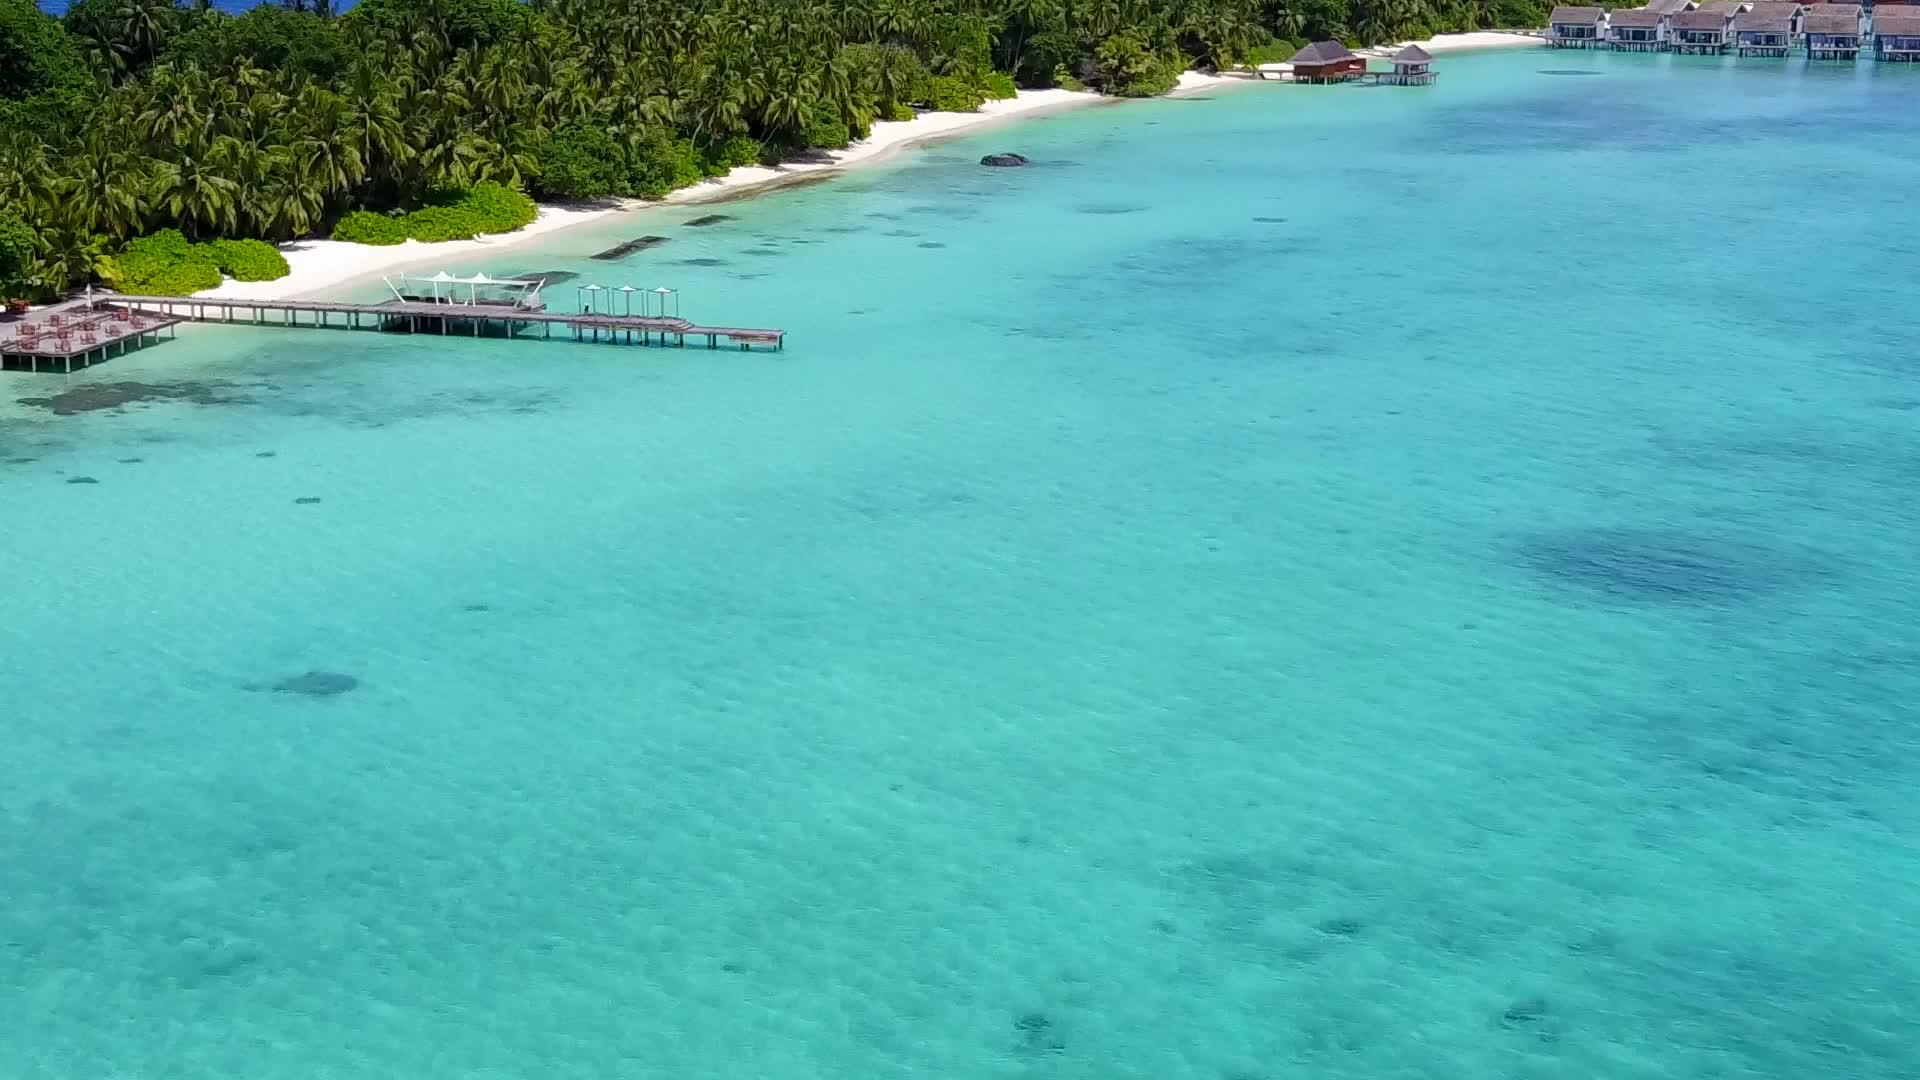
3, 292, 785, 373
1, 298, 184, 373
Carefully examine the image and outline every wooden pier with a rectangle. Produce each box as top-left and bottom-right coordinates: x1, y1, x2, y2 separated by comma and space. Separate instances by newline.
3, 290, 785, 373
0, 298, 183, 373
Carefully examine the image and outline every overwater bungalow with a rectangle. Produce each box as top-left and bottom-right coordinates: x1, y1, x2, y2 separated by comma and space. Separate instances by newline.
1873, 7, 1920, 59
1681, 6, 1743, 50
1734, 1, 1806, 52
1803, 3, 1863, 57
1548, 5, 1609, 46
1642, 0, 1697, 14
1733, 6, 1798, 53
1609, 8, 1673, 49
1376, 44, 1438, 84
1289, 40, 1367, 82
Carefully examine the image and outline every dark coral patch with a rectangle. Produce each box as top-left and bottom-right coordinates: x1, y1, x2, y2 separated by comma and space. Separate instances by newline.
293, 496, 322, 505
66, 475, 99, 484
1013, 1012, 1065, 1055
679, 257, 729, 267
272, 671, 359, 696
18, 381, 238, 416
686, 214, 732, 227
917, 241, 947, 249
1517, 527, 1799, 605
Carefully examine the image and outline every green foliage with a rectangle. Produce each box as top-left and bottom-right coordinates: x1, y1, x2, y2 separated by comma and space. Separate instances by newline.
1052, 66, 1087, 92
923, 75, 984, 113
625, 134, 706, 199
888, 102, 917, 122
711, 135, 763, 170
103, 229, 222, 296
0, 214, 35, 298
0, 0, 95, 137
399, 182, 538, 241
534, 123, 626, 200
205, 238, 289, 282
343, 0, 536, 51
162, 8, 351, 82
331, 210, 409, 245
1240, 39, 1300, 65
801, 111, 852, 150
1095, 33, 1183, 98
979, 71, 1018, 100
0, 0, 91, 100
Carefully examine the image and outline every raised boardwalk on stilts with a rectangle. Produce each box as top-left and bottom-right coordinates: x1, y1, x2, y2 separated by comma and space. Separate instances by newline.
2, 285, 785, 374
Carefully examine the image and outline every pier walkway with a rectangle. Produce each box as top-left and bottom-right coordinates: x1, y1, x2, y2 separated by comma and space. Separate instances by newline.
3, 291, 785, 374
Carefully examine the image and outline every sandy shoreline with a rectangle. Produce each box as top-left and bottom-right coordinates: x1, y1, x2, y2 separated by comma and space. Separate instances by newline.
187, 39, 1525, 304
1365, 29, 1545, 55
196, 86, 1137, 303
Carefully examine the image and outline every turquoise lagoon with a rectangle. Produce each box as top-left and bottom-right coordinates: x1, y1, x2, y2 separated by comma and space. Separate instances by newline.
4, 49, 1919, 1079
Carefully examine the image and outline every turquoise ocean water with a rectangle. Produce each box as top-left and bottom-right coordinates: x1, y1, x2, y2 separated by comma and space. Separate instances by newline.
5, 48, 1920, 1079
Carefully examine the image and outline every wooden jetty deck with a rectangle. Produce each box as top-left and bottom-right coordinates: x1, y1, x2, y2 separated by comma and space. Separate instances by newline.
3, 291, 784, 373
0, 297, 184, 373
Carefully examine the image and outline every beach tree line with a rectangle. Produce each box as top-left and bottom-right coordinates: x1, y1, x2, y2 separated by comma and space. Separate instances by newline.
0, 0, 1556, 299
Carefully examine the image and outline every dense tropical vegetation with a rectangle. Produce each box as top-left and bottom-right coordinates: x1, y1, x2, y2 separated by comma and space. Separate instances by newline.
0, 0, 1555, 299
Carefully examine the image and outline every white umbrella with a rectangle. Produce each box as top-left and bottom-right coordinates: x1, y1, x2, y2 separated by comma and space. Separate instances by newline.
578, 283, 604, 314
617, 284, 638, 316
430, 269, 455, 304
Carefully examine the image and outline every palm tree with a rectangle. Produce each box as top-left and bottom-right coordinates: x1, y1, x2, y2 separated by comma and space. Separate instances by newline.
153, 147, 241, 238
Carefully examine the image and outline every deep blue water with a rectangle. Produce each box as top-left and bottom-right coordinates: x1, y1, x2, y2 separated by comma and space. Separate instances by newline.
3, 49, 1919, 1080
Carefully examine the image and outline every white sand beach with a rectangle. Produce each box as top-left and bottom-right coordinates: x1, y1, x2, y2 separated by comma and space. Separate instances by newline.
1372, 29, 1545, 54
193, 87, 1110, 302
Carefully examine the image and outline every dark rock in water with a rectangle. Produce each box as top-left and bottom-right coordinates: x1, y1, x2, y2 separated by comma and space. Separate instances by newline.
1501, 999, 1549, 1027
981, 152, 1030, 167
591, 236, 670, 260
1539, 69, 1603, 76
1013, 1011, 1065, 1054
741, 247, 783, 257
18, 381, 238, 416
5, 457, 35, 465
917, 242, 947, 249
1315, 917, 1362, 937
255, 451, 276, 458
1252, 216, 1288, 224
293, 496, 322, 505
272, 671, 359, 696
117, 457, 142, 464
66, 475, 99, 485
463, 603, 491, 613
686, 214, 732, 227
678, 257, 729, 267
1077, 203, 1147, 216
509, 269, 579, 286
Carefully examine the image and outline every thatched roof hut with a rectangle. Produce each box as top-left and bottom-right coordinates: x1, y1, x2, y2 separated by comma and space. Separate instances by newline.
1291, 40, 1359, 64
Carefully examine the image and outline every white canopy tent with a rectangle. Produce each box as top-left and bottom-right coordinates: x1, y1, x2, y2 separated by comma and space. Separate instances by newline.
382, 270, 543, 308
